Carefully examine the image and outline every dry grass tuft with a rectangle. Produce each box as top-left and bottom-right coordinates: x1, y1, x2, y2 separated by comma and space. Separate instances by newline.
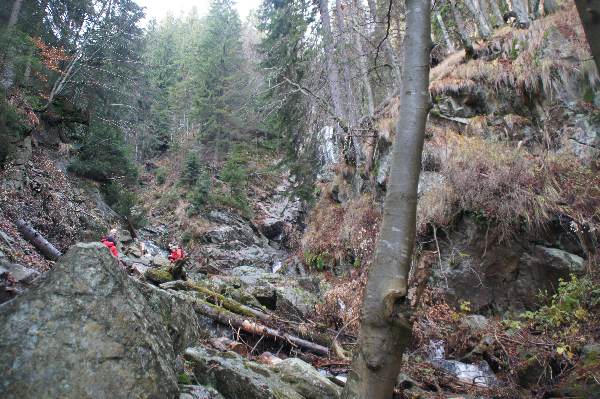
301, 192, 381, 269
430, 78, 478, 97
315, 272, 366, 334
430, 6, 599, 99
417, 133, 600, 239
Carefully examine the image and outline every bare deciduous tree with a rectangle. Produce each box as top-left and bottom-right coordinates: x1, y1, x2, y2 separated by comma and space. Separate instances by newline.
341, 0, 431, 397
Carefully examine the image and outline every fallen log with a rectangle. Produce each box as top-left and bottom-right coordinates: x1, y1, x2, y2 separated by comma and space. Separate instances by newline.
167, 289, 330, 357
161, 280, 269, 321
162, 280, 333, 347
15, 219, 62, 260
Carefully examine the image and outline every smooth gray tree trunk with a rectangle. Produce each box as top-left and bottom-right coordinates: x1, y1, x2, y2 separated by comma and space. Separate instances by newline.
511, 0, 531, 25
485, 0, 505, 26
464, 0, 493, 38
335, 0, 358, 124
351, 0, 375, 115
450, 0, 474, 55
436, 10, 455, 52
335, 0, 363, 163
341, 0, 431, 397
319, 0, 346, 121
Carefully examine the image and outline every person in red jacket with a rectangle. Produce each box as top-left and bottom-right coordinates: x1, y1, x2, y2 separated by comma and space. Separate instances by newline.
168, 244, 185, 263
101, 236, 119, 257
168, 243, 187, 280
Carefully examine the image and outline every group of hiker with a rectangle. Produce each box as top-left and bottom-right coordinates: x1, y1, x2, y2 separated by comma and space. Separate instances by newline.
100, 228, 187, 278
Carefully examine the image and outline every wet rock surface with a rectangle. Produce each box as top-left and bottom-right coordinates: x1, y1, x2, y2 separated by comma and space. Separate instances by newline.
0, 243, 200, 399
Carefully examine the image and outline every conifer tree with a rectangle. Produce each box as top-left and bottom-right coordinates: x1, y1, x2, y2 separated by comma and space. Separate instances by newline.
192, 0, 245, 161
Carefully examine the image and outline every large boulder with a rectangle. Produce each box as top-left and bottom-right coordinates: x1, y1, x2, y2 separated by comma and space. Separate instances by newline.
184, 347, 341, 399
0, 242, 201, 399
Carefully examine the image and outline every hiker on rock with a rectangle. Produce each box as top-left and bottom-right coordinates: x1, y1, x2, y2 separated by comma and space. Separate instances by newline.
168, 243, 187, 280
101, 229, 119, 257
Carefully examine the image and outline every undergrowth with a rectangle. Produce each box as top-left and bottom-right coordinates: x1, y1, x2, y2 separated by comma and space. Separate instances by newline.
417, 133, 600, 240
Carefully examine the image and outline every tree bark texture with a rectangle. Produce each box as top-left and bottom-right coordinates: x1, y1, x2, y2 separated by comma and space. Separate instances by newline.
575, 0, 600, 74
484, 0, 506, 27
342, 0, 431, 398
511, 0, 531, 25
319, 0, 346, 121
436, 10, 455, 52
15, 219, 62, 261
464, 0, 493, 38
450, 0, 474, 55
352, 0, 375, 115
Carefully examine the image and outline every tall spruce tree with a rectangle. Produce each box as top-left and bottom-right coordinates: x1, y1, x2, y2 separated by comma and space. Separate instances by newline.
192, 0, 245, 161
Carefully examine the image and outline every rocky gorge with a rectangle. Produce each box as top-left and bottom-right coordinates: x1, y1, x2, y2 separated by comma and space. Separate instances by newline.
0, 2, 599, 398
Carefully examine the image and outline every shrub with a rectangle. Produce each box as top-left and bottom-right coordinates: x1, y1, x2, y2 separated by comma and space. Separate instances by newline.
69, 123, 138, 183
186, 172, 211, 215
180, 152, 201, 186
301, 193, 381, 270
101, 181, 145, 228
419, 134, 600, 239
521, 274, 600, 330
155, 167, 167, 185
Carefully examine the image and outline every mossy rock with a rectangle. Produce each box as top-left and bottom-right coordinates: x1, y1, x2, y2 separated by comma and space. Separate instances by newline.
145, 268, 174, 285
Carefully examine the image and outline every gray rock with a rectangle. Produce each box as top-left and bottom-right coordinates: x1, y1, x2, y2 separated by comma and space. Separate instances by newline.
130, 262, 150, 276
0, 262, 39, 283
417, 172, 445, 196
152, 255, 171, 268
272, 358, 341, 399
184, 347, 340, 399
275, 285, 319, 318
439, 216, 588, 311
0, 242, 201, 399
180, 385, 225, 399
533, 246, 584, 272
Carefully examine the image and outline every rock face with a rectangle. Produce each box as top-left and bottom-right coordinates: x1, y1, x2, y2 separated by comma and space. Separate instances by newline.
184, 347, 341, 399
0, 242, 201, 399
198, 210, 285, 270
439, 216, 586, 311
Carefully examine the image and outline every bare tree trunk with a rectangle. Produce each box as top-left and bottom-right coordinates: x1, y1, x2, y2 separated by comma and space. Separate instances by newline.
575, 0, 600, 73
341, 0, 431, 397
450, 0, 474, 56
435, 10, 455, 52
484, 0, 505, 27
319, 0, 346, 121
335, 0, 358, 123
541, 0, 557, 15
464, 0, 493, 38
15, 219, 62, 261
1, 0, 24, 90
530, 0, 540, 18
367, 0, 402, 88
335, 0, 364, 163
511, 0, 531, 26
